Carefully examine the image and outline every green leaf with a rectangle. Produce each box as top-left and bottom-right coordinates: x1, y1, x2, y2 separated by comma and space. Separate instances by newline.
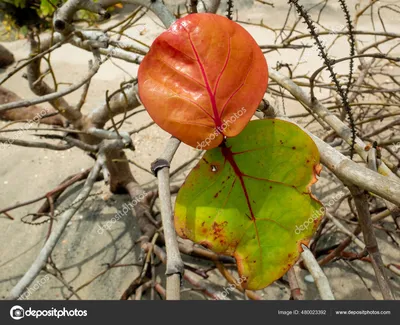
40, 0, 57, 17
19, 25, 28, 36
4, 0, 27, 8
175, 119, 323, 290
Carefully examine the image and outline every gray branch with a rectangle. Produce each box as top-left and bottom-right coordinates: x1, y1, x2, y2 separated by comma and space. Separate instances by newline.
301, 244, 335, 300
7, 152, 104, 300
152, 136, 184, 300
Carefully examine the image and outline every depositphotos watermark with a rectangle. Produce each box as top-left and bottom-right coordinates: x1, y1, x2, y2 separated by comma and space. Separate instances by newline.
96, 191, 147, 235
0, 108, 50, 151
17, 275, 50, 300
10, 305, 87, 320
215, 275, 247, 300
295, 191, 345, 234
196, 107, 246, 150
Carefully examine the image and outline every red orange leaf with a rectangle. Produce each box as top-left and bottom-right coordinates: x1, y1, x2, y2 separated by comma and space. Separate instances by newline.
138, 13, 268, 150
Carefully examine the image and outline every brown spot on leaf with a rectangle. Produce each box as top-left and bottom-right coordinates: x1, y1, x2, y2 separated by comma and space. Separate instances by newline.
212, 221, 228, 240
226, 239, 239, 253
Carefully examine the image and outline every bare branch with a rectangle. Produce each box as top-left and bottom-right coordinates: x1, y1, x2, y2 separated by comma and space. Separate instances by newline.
151, 137, 184, 300
269, 69, 398, 180
0, 50, 101, 123
348, 185, 395, 300
7, 150, 105, 300
301, 244, 335, 300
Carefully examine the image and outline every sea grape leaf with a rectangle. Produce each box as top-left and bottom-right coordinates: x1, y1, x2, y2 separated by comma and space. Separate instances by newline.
175, 119, 323, 290
138, 13, 268, 150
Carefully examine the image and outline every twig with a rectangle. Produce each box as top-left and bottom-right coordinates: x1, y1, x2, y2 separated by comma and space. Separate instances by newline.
215, 262, 261, 300
2, 212, 14, 220
0, 50, 101, 116
144, 243, 227, 300
348, 185, 395, 300
270, 69, 397, 179
0, 137, 72, 150
326, 212, 365, 248
151, 136, 184, 300
301, 244, 335, 300
124, 0, 176, 28
7, 149, 104, 299
190, 0, 198, 13
274, 116, 400, 206
287, 267, 302, 300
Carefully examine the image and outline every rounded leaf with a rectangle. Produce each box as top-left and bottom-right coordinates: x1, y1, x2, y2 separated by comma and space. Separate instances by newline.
138, 13, 268, 150
174, 119, 323, 290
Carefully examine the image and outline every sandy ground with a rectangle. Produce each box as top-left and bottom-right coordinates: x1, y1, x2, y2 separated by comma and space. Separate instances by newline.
0, 0, 399, 300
